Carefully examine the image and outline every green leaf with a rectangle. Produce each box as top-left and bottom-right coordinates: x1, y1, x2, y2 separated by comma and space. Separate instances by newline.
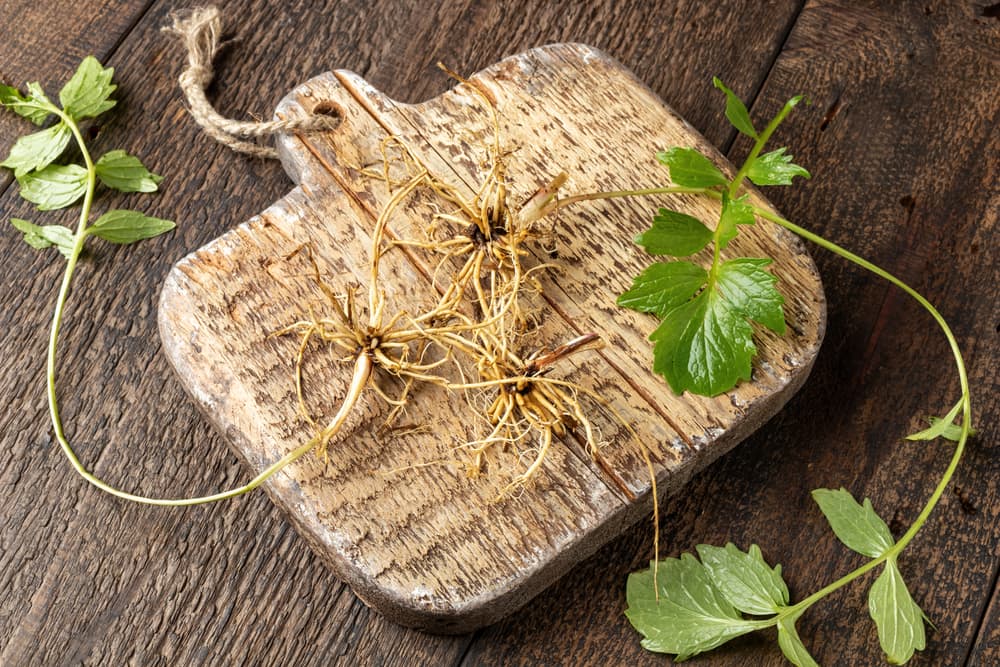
635, 208, 714, 257
657, 147, 728, 188
713, 77, 758, 139
633, 255, 784, 396
17, 163, 88, 210
777, 615, 820, 667
907, 399, 975, 442
0, 123, 72, 177
747, 147, 811, 186
10, 218, 75, 258
59, 56, 116, 120
696, 543, 789, 615
716, 258, 786, 334
811, 488, 895, 558
617, 261, 707, 317
625, 554, 763, 660
0, 82, 55, 125
869, 558, 927, 664
649, 287, 754, 396
88, 209, 175, 244
717, 192, 755, 250
95, 150, 163, 193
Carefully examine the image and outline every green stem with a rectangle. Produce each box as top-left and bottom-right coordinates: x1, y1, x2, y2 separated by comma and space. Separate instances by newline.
746, 203, 972, 617
728, 97, 800, 197
45, 111, 370, 506
554, 185, 708, 210
586, 178, 972, 623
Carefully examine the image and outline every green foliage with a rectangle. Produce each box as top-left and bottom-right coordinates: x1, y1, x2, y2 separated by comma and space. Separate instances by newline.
869, 558, 927, 664
748, 147, 811, 186
622, 253, 784, 396
717, 192, 754, 249
657, 147, 728, 188
0, 82, 54, 125
89, 210, 175, 244
623, 78, 972, 666
695, 543, 789, 615
777, 615, 819, 667
812, 488, 894, 558
625, 552, 767, 660
95, 150, 163, 193
11, 218, 74, 257
1, 56, 173, 257
58, 56, 117, 119
0, 123, 72, 176
713, 77, 758, 139
626, 545, 812, 662
907, 399, 976, 442
17, 164, 88, 210
634, 208, 713, 256
616, 261, 707, 316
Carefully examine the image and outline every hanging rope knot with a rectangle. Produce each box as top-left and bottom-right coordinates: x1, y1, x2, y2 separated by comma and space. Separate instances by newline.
163, 5, 339, 159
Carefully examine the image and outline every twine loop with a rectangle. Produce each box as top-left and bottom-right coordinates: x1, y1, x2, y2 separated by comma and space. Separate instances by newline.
163, 6, 339, 159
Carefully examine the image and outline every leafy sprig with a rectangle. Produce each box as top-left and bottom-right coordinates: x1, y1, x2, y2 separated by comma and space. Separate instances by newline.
618, 80, 808, 396
620, 79, 974, 665
1, 57, 367, 506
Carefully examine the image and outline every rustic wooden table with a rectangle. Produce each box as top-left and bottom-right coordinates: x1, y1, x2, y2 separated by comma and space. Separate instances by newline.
0, 1, 996, 665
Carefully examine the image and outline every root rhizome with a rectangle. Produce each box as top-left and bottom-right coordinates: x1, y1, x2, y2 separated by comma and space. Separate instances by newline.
278, 66, 658, 558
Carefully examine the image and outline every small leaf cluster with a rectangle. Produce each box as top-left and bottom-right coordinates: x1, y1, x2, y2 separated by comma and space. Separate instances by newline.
626, 489, 927, 665
1, 56, 173, 256
626, 543, 815, 665
618, 79, 809, 396
812, 489, 927, 664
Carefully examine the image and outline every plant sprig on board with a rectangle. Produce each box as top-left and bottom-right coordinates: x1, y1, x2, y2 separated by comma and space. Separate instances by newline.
616, 79, 974, 665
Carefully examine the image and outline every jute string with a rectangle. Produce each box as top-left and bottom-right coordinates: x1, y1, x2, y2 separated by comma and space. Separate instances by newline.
163, 6, 339, 159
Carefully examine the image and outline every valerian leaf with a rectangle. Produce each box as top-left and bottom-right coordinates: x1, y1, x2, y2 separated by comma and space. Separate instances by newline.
10, 218, 75, 258
0, 82, 55, 125
777, 615, 820, 667
696, 543, 789, 615
637, 256, 783, 396
657, 147, 729, 188
713, 77, 758, 139
812, 488, 895, 559
649, 286, 755, 396
0, 123, 72, 177
907, 398, 975, 442
617, 261, 707, 317
95, 150, 163, 193
747, 147, 811, 186
716, 258, 786, 334
869, 558, 927, 664
717, 192, 755, 250
17, 163, 88, 210
635, 208, 714, 256
89, 210, 175, 244
625, 554, 763, 660
59, 56, 116, 120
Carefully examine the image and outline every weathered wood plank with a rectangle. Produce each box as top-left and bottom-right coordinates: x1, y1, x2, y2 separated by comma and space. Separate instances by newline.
159, 43, 823, 630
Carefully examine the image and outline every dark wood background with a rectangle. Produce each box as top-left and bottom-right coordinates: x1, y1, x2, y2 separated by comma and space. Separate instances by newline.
0, 1, 996, 665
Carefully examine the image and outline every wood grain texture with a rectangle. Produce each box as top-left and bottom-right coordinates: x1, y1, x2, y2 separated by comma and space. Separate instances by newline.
1, 0, 996, 664
157, 44, 824, 631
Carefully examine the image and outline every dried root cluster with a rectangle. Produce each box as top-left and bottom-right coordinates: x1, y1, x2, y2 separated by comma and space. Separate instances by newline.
278, 69, 639, 499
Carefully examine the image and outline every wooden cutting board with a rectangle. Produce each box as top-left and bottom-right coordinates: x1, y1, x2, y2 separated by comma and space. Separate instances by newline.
157, 43, 825, 633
